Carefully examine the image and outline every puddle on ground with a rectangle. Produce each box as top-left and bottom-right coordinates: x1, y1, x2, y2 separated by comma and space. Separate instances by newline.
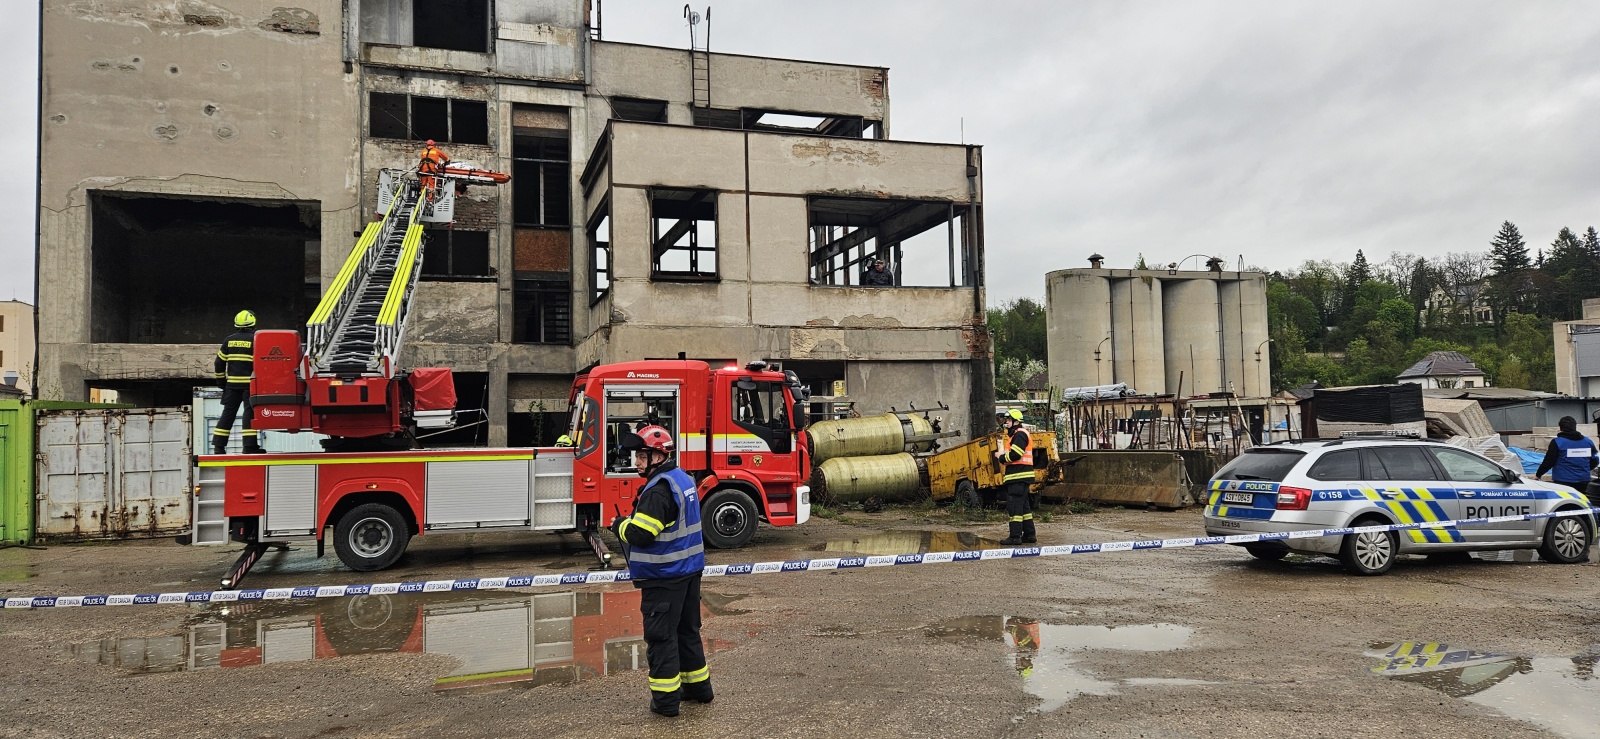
1367, 642, 1600, 738
69, 588, 741, 692
927, 617, 1200, 712
816, 530, 1002, 556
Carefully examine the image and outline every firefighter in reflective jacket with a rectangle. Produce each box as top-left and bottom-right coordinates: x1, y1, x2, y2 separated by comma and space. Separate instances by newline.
993, 409, 1036, 544
609, 425, 711, 717
418, 139, 450, 197
212, 310, 263, 454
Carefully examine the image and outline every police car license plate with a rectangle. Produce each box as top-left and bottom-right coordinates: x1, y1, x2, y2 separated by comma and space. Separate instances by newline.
1221, 492, 1254, 504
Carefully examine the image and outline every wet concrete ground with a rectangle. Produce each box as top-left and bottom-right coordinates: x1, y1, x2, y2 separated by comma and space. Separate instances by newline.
3, 506, 1599, 738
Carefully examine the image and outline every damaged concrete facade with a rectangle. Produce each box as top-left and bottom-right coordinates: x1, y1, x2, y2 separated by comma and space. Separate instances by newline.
38, 0, 991, 444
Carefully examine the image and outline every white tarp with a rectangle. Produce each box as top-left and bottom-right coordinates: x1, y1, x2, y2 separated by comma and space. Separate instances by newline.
1061, 384, 1133, 401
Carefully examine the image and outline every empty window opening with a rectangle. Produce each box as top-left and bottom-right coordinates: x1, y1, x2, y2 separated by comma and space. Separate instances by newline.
413, 0, 489, 53
588, 203, 611, 303
416, 372, 488, 448
608, 97, 669, 123
507, 408, 571, 447
514, 279, 572, 344
690, 107, 742, 130
741, 110, 881, 139
421, 229, 491, 280
89, 193, 320, 344
782, 359, 846, 400
650, 189, 717, 281
807, 197, 977, 287
513, 131, 571, 227
367, 93, 488, 145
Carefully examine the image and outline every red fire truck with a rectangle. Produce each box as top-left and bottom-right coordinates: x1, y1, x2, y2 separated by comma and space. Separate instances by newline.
190, 168, 812, 588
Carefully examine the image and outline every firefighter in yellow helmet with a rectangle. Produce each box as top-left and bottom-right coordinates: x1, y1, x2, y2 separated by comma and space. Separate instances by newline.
212, 310, 263, 454
555, 434, 575, 447
993, 409, 1035, 544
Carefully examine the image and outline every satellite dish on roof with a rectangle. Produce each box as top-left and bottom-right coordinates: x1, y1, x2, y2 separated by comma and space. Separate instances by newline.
688, 10, 700, 25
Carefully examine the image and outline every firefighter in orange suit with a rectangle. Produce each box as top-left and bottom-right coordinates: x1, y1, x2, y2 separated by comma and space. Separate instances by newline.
993, 409, 1036, 545
418, 139, 450, 196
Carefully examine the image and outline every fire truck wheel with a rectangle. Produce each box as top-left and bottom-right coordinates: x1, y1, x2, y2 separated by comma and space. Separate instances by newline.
701, 488, 758, 549
334, 503, 411, 571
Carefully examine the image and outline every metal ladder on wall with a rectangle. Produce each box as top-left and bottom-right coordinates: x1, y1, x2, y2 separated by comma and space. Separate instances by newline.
306, 178, 427, 378
691, 49, 711, 109
687, 6, 712, 109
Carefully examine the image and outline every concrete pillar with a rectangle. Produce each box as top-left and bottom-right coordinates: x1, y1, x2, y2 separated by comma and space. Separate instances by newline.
487, 349, 509, 446
1160, 278, 1222, 396
1109, 276, 1164, 395
1046, 271, 1112, 391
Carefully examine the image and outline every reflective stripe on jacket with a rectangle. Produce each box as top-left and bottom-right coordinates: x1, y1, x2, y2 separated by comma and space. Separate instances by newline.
1003, 427, 1034, 482
213, 330, 255, 386
625, 467, 706, 579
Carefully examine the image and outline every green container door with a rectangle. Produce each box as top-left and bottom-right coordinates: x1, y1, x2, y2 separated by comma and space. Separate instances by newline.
0, 399, 34, 544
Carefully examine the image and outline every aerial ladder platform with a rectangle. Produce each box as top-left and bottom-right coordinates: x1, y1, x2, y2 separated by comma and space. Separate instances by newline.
248, 162, 509, 445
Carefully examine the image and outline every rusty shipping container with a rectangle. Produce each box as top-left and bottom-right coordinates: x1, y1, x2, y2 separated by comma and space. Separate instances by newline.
35, 408, 192, 540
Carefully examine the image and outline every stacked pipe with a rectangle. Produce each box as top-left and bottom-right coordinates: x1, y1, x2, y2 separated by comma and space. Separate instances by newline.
807, 414, 935, 504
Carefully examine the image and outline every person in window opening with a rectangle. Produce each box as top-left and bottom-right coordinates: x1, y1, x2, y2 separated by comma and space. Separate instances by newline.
212, 310, 263, 455
861, 257, 895, 286
1536, 416, 1597, 498
608, 426, 711, 717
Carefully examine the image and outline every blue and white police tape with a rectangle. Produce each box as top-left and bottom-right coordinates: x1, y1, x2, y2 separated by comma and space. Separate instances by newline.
6, 508, 1594, 610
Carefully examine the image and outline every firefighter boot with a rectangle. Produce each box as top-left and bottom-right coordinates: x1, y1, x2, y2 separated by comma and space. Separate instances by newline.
243, 437, 265, 455
212, 439, 228, 455
1000, 520, 1025, 546
1021, 518, 1037, 544
682, 677, 714, 704
650, 689, 681, 717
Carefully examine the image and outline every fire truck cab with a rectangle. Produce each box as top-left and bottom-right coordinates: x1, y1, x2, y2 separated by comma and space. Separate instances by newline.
570, 359, 812, 549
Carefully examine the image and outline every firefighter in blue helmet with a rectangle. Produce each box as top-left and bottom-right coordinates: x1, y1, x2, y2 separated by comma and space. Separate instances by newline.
609, 425, 711, 716
212, 310, 263, 454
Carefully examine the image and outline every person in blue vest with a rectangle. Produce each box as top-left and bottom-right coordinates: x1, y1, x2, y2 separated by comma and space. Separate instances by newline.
609, 425, 710, 717
1536, 416, 1597, 495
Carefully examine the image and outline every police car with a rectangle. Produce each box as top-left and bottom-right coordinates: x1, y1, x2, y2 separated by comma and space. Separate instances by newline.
1201, 435, 1595, 575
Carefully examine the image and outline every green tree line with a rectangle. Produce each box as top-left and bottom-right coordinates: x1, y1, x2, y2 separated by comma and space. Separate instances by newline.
1268, 222, 1600, 392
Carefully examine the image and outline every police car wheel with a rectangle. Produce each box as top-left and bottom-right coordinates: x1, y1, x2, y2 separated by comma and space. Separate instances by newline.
1338, 517, 1397, 576
1244, 545, 1287, 561
333, 503, 411, 571
701, 488, 758, 549
1537, 512, 1592, 564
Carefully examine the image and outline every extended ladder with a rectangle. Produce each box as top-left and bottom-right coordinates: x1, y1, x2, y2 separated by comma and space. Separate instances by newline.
306, 177, 429, 378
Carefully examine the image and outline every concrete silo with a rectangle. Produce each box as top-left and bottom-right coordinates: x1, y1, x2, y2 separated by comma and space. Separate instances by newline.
1045, 270, 1113, 391
1109, 276, 1165, 395
1161, 279, 1222, 396
1219, 274, 1271, 397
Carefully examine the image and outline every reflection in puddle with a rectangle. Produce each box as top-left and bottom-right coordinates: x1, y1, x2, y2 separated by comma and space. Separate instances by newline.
1368, 642, 1600, 738
818, 530, 1001, 556
927, 617, 1198, 711
70, 588, 739, 692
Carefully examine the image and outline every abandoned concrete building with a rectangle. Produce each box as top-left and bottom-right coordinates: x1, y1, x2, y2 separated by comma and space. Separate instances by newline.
37, 0, 992, 445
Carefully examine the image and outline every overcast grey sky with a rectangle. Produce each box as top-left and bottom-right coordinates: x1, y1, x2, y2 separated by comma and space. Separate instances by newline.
6, 1, 1598, 306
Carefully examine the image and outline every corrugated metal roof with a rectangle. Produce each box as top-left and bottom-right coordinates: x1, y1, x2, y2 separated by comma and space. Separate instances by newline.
1396, 351, 1486, 379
